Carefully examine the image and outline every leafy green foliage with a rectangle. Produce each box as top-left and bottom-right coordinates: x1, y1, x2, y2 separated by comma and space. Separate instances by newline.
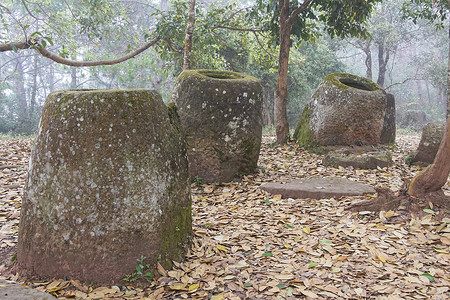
249, 0, 382, 47
402, 0, 449, 29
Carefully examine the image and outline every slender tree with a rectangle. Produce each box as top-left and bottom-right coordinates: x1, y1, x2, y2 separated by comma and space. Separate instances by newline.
405, 0, 450, 198
252, 0, 381, 143
183, 0, 196, 70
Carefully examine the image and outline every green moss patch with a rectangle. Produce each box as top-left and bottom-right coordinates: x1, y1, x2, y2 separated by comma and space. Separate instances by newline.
294, 105, 317, 149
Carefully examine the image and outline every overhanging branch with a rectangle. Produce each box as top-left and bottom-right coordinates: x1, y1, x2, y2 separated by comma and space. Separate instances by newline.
0, 37, 161, 67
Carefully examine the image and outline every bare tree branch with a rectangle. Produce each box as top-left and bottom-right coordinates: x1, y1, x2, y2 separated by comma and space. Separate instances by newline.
165, 38, 183, 54
252, 31, 275, 59
287, 0, 314, 26
21, 0, 43, 20
211, 25, 262, 33
0, 37, 161, 67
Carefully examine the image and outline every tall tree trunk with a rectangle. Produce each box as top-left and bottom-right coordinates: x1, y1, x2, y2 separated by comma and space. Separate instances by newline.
416, 79, 425, 107
363, 41, 372, 79
30, 54, 38, 120
377, 44, 389, 87
408, 25, 450, 197
70, 67, 77, 89
183, 0, 196, 70
274, 0, 291, 143
264, 86, 272, 127
424, 80, 432, 108
15, 58, 28, 126
48, 63, 55, 94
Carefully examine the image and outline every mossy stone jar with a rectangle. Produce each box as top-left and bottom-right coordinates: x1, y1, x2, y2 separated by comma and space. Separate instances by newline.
18, 89, 192, 284
171, 69, 263, 183
294, 73, 389, 147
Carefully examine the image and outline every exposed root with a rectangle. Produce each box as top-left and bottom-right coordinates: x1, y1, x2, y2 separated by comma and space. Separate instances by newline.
348, 187, 449, 220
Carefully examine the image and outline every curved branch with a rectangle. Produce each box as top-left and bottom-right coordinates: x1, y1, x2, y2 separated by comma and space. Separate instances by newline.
165, 38, 183, 54
0, 41, 31, 52
21, 0, 43, 20
287, 0, 314, 25
252, 32, 275, 59
0, 37, 161, 67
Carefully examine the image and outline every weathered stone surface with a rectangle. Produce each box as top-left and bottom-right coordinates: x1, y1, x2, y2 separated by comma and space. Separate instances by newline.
0, 279, 56, 300
380, 93, 396, 144
260, 177, 376, 199
18, 89, 192, 284
172, 69, 263, 183
294, 73, 388, 147
398, 110, 428, 131
412, 121, 445, 165
323, 149, 393, 169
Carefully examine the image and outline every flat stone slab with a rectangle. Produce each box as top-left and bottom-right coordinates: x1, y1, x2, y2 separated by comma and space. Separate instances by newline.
0, 279, 56, 299
260, 177, 376, 199
323, 150, 392, 169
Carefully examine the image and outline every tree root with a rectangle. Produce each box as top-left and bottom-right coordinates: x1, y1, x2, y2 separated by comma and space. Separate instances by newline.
348, 187, 449, 220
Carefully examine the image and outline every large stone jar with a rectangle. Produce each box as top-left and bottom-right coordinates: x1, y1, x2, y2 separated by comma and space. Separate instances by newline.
294, 73, 389, 147
18, 89, 192, 284
171, 69, 263, 183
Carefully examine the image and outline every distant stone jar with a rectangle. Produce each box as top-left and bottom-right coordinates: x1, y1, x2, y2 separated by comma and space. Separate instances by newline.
18, 89, 192, 284
294, 73, 391, 147
171, 69, 263, 183
412, 121, 445, 165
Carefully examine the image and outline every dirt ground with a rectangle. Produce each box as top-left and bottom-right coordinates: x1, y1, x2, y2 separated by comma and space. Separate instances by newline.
0, 134, 449, 299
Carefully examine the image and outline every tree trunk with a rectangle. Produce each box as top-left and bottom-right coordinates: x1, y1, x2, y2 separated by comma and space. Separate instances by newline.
15, 58, 28, 126
416, 79, 425, 107
408, 25, 450, 197
70, 66, 77, 89
424, 80, 432, 108
377, 44, 389, 87
363, 41, 372, 80
274, 0, 291, 143
30, 54, 38, 120
264, 86, 272, 127
182, 0, 196, 70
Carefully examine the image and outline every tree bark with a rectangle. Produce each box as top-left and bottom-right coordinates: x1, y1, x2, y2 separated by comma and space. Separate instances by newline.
14, 58, 28, 126
377, 44, 389, 87
264, 86, 272, 127
362, 40, 372, 79
408, 25, 450, 197
274, 0, 313, 143
30, 54, 38, 119
274, 0, 291, 143
183, 0, 196, 70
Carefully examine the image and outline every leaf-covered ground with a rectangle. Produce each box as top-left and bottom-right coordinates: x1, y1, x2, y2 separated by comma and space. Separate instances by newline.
0, 135, 449, 299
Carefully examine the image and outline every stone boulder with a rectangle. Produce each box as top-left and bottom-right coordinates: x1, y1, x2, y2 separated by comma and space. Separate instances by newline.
412, 121, 445, 165
398, 110, 428, 131
18, 89, 192, 284
323, 149, 393, 169
294, 73, 388, 147
172, 69, 263, 183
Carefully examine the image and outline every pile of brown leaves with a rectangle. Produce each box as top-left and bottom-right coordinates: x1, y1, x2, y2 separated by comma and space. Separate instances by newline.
0, 135, 449, 299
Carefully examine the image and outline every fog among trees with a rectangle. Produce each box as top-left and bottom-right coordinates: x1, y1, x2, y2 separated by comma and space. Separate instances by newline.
0, 0, 448, 136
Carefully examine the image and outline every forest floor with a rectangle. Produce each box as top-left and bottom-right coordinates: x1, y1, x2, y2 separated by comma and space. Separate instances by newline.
0, 134, 449, 299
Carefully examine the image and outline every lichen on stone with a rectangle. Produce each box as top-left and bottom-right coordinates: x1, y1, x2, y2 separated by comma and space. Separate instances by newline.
18, 89, 192, 284
171, 69, 263, 183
